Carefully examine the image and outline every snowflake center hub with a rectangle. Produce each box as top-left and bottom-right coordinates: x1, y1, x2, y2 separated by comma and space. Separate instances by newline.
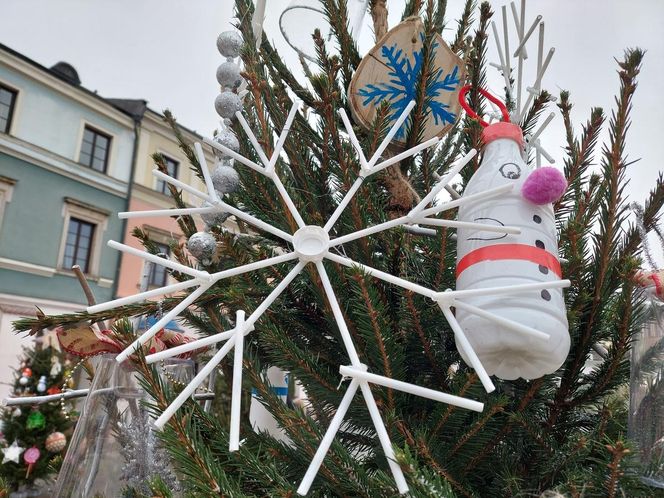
293, 226, 330, 262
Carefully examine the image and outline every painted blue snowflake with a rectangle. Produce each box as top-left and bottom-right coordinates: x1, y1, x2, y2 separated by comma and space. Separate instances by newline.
358, 38, 461, 139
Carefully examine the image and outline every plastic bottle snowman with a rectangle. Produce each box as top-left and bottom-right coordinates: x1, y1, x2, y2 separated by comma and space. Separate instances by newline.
454, 87, 570, 380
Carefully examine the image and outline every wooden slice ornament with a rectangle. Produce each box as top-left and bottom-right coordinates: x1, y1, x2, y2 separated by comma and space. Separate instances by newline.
349, 17, 465, 146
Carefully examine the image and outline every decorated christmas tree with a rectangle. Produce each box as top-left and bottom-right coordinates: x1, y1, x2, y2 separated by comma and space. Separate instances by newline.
0, 346, 72, 494
13, 0, 664, 496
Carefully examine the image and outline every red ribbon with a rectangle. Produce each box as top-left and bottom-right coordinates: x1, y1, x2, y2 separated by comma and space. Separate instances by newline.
456, 243, 562, 278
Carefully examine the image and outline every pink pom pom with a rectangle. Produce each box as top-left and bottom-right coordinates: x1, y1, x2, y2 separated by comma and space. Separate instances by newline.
521, 167, 567, 205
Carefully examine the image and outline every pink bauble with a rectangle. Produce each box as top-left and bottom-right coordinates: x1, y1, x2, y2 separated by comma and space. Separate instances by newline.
23, 446, 40, 464
45, 432, 67, 452
521, 167, 567, 205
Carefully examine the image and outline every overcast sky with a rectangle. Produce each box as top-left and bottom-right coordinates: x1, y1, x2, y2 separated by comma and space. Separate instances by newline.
2, 0, 663, 211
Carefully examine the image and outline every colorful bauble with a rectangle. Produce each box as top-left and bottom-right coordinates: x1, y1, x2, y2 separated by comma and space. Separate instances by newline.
217, 30, 243, 58
45, 431, 67, 452
217, 61, 242, 90
12, 407, 21, 418
214, 129, 240, 158
23, 447, 40, 465
18, 376, 29, 386
201, 199, 230, 228
21, 368, 32, 378
26, 410, 46, 430
36, 375, 47, 393
187, 232, 217, 263
211, 163, 240, 194
215, 92, 242, 120
47, 386, 61, 396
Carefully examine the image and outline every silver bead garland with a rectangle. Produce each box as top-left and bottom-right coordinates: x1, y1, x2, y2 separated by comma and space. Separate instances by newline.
214, 129, 240, 158
216, 61, 242, 90
216, 30, 243, 58
187, 231, 217, 263
211, 163, 240, 194
200, 199, 230, 229
215, 91, 242, 120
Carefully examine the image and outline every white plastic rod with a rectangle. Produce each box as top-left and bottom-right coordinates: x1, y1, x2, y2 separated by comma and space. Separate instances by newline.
339, 366, 484, 412
146, 328, 236, 364
87, 279, 201, 314
209, 252, 299, 281
453, 300, 550, 341
235, 111, 271, 168
118, 206, 218, 220
203, 137, 266, 176
147, 262, 306, 363
441, 305, 496, 393
418, 184, 513, 218
152, 170, 213, 202
537, 22, 545, 76
324, 177, 364, 232
195, 142, 219, 202
338, 108, 368, 169
215, 199, 293, 242
437, 279, 571, 302
502, 6, 511, 83
358, 381, 409, 494
370, 136, 440, 176
107, 241, 211, 282
444, 184, 461, 200
409, 149, 477, 217
296, 378, 361, 495
325, 252, 437, 300
268, 101, 300, 172
3, 389, 91, 406
367, 100, 416, 168
531, 139, 556, 163
416, 218, 521, 235
229, 310, 245, 451
271, 173, 306, 228
315, 261, 363, 366
529, 112, 555, 145
519, 48, 555, 121
512, 15, 542, 58
116, 282, 213, 363
511, 0, 526, 115
491, 21, 513, 97
154, 337, 236, 430
329, 215, 409, 248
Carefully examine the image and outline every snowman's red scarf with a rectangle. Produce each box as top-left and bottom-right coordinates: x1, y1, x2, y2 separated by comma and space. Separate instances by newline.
456, 243, 562, 278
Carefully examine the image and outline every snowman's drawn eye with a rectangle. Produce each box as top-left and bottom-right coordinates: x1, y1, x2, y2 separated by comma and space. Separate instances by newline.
499, 162, 521, 179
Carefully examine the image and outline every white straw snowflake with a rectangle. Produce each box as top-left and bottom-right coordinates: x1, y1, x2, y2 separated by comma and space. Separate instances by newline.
88, 96, 569, 494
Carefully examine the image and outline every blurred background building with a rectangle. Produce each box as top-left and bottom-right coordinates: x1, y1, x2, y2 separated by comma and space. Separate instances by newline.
0, 43, 213, 397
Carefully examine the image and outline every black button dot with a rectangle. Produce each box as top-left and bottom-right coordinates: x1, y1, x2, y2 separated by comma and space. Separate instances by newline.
533, 215, 542, 224
535, 240, 545, 249
541, 290, 551, 301
539, 265, 549, 274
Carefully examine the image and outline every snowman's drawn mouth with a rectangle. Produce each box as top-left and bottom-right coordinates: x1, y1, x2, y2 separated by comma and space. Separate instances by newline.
468, 217, 508, 241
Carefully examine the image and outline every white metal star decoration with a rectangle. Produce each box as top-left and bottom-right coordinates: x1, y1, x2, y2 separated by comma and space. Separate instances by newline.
2, 440, 25, 464
88, 95, 569, 494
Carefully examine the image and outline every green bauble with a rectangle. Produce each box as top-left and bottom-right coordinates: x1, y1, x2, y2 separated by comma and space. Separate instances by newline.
26, 410, 46, 430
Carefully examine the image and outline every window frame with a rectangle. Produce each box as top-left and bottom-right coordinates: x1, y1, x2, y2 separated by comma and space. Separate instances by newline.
0, 176, 16, 235
57, 198, 109, 277
155, 154, 180, 194
79, 125, 112, 173
0, 82, 18, 135
148, 241, 171, 287
62, 217, 96, 273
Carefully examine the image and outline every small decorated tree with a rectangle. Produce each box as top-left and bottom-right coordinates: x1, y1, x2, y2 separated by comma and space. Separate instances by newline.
0, 346, 73, 494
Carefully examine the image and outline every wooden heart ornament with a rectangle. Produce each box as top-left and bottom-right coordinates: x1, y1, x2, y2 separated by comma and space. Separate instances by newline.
349, 17, 465, 146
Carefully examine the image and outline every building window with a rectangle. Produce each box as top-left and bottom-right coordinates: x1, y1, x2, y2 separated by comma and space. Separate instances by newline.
0, 84, 17, 134
58, 198, 109, 278
156, 156, 179, 194
79, 126, 111, 173
148, 242, 171, 287
62, 217, 95, 273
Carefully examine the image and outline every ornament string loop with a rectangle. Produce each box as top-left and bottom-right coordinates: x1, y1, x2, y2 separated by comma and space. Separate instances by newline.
458, 84, 510, 127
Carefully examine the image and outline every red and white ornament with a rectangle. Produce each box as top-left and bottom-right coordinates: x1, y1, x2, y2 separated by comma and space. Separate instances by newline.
45, 431, 67, 453
455, 86, 569, 380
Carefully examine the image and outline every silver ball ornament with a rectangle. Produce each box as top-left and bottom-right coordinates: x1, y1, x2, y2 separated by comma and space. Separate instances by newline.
187, 231, 217, 263
216, 61, 242, 90
211, 164, 240, 194
217, 31, 243, 58
215, 92, 242, 120
19, 376, 29, 386
201, 199, 230, 228
214, 129, 240, 158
